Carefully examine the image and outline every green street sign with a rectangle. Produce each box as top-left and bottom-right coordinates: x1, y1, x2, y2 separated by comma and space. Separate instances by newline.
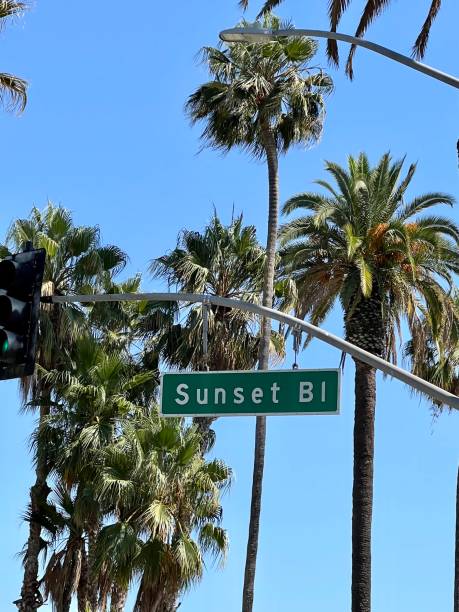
160, 369, 340, 417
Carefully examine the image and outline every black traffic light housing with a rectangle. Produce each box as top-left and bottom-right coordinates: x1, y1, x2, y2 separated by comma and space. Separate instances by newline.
0, 247, 46, 380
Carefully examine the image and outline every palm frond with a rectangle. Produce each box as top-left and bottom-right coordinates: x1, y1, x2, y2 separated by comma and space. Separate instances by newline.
396, 193, 455, 221
327, 0, 352, 64
345, 0, 393, 79
0, 72, 27, 112
412, 0, 442, 59
0, 1, 27, 21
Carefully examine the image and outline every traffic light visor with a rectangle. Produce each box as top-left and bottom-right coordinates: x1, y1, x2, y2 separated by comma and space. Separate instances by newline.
0, 260, 16, 289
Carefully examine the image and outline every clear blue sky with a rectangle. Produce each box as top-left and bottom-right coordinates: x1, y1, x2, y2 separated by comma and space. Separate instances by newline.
0, 1, 458, 610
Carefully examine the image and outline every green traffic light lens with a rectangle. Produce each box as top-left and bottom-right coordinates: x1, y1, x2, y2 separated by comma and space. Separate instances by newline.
1, 337, 8, 355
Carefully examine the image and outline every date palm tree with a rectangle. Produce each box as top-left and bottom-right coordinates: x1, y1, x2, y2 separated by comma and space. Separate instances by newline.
186, 18, 332, 610
248, 0, 444, 73
2, 202, 127, 611
0, 1, 27, 112
279, 152, 458, 612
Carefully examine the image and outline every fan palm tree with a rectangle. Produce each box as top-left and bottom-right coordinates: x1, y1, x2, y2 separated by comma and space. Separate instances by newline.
35, 333, 155, 611
186, 19, 332, 610
404, 292, 459, 399
94, 411, 231, 611
152, 213, 285, 441
279, 152, 458, 612
404, 299, 459, 612
247, 0, 444, 72
36, 482, 86, 612
2, 202, 127, 611
0, 1, 27, 112
152, 213, 267, 372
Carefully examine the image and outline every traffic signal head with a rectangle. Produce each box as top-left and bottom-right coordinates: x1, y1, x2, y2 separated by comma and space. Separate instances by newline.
0, 248, 46, 380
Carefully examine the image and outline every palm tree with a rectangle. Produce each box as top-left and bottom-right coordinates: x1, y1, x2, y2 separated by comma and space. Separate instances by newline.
37, 482, 86, 612
152, 213, 267, 371
404, 301, 459, 612
247, 0, 444, 71
95, 411, 231, 611
151, 213, 285, 441
35, 332, 155, 611
404, 293, 459, 398
279, 152, 458, 612
186, 18, 332, 610
2, 202, 127, 611
0, 1, 27, 112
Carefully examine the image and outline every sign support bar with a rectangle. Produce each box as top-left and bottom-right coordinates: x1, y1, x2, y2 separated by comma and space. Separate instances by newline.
46, 292, 459, 409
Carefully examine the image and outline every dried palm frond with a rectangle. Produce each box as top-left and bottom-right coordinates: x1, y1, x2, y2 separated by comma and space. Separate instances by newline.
0, 72, 27, 112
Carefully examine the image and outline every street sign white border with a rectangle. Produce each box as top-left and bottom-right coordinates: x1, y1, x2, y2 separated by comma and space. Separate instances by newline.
159, 368, 341, 417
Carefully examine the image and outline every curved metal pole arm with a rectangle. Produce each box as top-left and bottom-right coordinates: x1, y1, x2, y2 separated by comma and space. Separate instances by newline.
48, 291, 459, 409
219, 27, 459, 89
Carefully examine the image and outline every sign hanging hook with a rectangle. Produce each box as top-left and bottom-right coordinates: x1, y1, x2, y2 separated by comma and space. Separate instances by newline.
202, 299, 210, 372
292, 324, 301, 370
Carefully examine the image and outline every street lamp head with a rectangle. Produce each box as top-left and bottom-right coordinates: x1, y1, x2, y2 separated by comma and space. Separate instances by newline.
218, 25, 459, 89
219, 28, 276, 43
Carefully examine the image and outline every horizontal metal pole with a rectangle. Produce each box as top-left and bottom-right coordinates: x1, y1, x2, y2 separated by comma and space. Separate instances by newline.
219, 27, 459, 89
49, 292, 459, 409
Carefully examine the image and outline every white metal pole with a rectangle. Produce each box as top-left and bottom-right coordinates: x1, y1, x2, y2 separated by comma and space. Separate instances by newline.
219, 27, 459, 89
48, 292, 459, 409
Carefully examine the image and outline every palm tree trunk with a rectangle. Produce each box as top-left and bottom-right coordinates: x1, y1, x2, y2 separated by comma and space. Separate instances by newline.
110, 585, 128, 612
454, 465, 459, 612
242, 123, 278, 612
352, 360, 376, 612
62, 545, 82, 612
77, 543, 88, 612
18, 402, 51, 612
87, 521, 100, 611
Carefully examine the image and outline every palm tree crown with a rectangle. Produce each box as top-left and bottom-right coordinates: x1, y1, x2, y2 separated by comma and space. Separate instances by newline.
280, 152, 458, 359
151, 213, 275, 372
2, 202, 127, 373
186, 16, 332, 159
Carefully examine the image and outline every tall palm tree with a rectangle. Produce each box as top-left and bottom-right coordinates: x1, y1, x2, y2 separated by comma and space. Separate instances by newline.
2, 202, 127, 611
0, 1, 27, 112
247, 0, 444, 71
186, 19, 332, 610
279, 152, 458, 612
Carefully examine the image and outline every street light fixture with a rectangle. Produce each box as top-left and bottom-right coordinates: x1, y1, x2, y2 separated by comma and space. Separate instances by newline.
219, 27, 459, 89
